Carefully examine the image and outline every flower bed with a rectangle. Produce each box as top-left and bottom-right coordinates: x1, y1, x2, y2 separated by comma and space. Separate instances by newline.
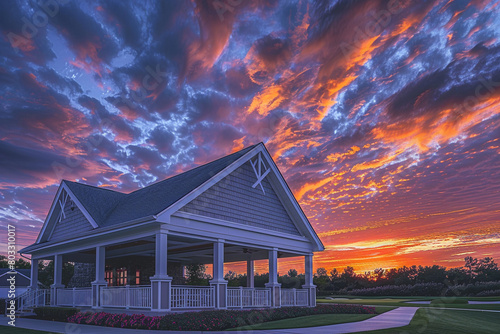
67, 304, 375, 331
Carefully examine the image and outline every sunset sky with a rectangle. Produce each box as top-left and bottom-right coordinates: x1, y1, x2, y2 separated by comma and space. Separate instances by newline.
1, 0, 499, 274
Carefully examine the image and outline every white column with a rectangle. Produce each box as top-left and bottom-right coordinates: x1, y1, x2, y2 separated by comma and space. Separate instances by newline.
30, 258, 38, 289
265, 248, 281, 308
212, 240, 224, 282
304, 253, 313, 286
150, 229, 172, 311
268, 248, 278, 284
210, 239, 227, 309
96, 246, 106, 282
92, 246, 107, 308
50, 254, 65, 306
302, 253, 316, 307
246, 260, 254, 288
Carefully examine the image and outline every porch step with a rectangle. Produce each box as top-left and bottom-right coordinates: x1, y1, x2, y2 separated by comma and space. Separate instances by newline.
16, 310, 36, 317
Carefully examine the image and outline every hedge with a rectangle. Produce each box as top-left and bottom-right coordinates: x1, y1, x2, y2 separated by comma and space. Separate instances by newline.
68, 304, 375, 331
34, 307, 80, 322
338, 281, 500, 297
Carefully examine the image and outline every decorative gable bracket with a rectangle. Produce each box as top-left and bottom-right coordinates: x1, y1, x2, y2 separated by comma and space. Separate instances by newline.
250, 152, 270, 194
35, 181, 99, 243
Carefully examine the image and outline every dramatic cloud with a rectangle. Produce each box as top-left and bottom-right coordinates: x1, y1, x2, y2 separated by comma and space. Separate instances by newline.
1, 0, 499, 272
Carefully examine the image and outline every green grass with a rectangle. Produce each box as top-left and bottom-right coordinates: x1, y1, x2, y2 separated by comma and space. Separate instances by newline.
0, 325, 56, 334
360, 309, 500, 334
227, 314, 376, 331
227, 306, 394, 331
317, 296, 500, 310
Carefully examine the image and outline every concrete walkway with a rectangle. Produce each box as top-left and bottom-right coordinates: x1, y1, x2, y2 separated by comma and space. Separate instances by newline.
0, 307, 419, 334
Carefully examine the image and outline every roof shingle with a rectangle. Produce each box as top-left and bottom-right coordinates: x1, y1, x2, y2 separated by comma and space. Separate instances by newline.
64, 144, 258, 228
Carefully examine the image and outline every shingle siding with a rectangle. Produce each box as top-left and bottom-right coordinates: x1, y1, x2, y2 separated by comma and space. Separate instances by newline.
179, 161, 301, 235
49, 198, 94, 241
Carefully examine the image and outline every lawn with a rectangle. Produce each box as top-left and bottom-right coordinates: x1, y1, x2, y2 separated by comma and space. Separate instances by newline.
227, 306, 394, 331
360, 308, 500, 334
0, 326, 56, 334
317, 296, 500, 311
227, 314, 375, 331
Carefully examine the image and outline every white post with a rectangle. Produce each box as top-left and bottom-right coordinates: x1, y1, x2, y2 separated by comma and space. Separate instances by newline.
50, 254, 65, 306
302, 253, 316, 307
265, 248, 281, 308
246, 260, 254, 288
210, 239, 227, 309
150, 228, 172, 311
239, 286, 243, 309
72, 287, 76, 307
92, 246, 107, 309
126, 285, 130, 309
30, 258, 38, 290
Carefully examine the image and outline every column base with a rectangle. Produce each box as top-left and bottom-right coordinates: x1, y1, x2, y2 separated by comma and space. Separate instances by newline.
150, 275, 172, 311
50, 284, 65, 306
91, 280, 108, 309
210, 280, 228, 309
302, 284, 316, 307
265, 283, 281, 308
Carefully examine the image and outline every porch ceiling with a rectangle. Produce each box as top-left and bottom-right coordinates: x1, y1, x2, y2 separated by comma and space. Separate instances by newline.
55, 234, 303, 264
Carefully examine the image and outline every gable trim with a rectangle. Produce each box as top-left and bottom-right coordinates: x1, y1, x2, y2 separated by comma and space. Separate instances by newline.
0, 270, 31, 281
172, 211, 309, 242
35, 184, 64, 244
159, 145, 262, 216
35, 181, 98, 244
63, 182, 99, 229
160, 143, 324, 251
260, 145, 325, 251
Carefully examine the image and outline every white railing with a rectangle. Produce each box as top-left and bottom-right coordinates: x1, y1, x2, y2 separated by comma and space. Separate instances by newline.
100, 285, 151, 309
280, 288, 308, 306
57, 288, 92, 307
171, 286, 214, 309
13, 289, 50, 312
227, 287, 271, 308
295, 289, 308, 306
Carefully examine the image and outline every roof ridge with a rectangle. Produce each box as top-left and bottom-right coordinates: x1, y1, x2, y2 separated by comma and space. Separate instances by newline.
63, 180, 126, 195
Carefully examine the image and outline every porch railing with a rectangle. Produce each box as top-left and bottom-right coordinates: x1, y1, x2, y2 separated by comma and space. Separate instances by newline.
100, 285, 151, 309
280, 288, 308, 306
227, 287, 271, 308
171, 285, 214, 309
9, 289, 50, 313
57, 288, 92, 307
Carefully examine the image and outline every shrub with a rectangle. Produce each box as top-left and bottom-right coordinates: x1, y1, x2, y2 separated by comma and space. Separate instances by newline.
34, 307, 79, 322
0, 299, 6, 314
341, 283, 445, 296
476, 289, 500, 297
68, 304, 375, 331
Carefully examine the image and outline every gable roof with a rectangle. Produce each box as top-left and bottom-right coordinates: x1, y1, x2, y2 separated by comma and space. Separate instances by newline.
27, 143, 323, 251
0, 268, 31, 287
57, 144, 259, 229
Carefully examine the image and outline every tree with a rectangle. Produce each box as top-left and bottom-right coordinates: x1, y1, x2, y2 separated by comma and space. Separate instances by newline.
287, 269, 298, 277
37, 260, 74, 287
315, 267, 327, 277
329, 268, 339, 280
0, 255, 32, 269
464, 256, 479, 281
476, 257, 499, 281
373, 268, 385, 281
185, 263, 209, 286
